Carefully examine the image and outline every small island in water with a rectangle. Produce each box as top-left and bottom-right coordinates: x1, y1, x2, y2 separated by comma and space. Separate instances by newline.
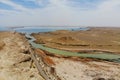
0, 27, 120, 80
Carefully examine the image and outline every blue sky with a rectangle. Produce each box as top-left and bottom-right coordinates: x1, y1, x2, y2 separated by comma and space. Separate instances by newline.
11, 0, 40, 9
0, 2, 14, 10
0, 0, 102, 10
0, 0, 120, 27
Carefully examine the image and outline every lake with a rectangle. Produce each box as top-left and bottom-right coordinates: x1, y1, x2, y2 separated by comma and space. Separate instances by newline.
0, 26, 86, 33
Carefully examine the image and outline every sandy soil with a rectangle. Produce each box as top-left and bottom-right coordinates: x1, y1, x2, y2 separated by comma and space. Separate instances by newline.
50, 57, 120, 80
0, 31, 44, 80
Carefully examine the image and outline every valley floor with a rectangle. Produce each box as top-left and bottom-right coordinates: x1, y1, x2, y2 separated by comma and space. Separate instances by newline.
0, 30, 120, 80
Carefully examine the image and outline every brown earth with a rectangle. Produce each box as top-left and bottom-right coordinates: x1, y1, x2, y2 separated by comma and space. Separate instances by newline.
35, 49, 55, 66
32, 27, 120, 53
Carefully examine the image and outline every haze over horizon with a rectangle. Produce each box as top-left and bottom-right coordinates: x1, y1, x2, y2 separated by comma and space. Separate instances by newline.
0, 0, 120, 27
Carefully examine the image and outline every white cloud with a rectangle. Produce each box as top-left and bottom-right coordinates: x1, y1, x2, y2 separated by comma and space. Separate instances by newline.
0, 9, 20, 15
0, 0, 120, 27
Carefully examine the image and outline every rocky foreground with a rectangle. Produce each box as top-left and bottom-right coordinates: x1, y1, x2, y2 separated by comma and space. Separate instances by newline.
0, 31, 120, 80
0, 32, 44, 80
35, 49, 120, 80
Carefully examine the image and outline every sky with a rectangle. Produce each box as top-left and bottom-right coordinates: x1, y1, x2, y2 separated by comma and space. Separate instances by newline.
0, 0, 120, 27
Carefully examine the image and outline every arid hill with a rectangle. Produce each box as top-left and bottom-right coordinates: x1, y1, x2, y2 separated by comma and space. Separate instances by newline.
32, 27, 120, 53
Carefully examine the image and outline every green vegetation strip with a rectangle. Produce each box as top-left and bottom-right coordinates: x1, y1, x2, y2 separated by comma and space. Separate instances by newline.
26, 33, 120, 61
30, 41, 120, 60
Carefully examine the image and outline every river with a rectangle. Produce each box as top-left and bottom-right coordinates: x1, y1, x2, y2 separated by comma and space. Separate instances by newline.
26, 34, 120, 63
0, 26, 120, 63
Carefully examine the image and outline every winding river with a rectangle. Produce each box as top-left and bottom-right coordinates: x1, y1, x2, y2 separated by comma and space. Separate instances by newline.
26, 34, 120, 63
1, 26, 120, 63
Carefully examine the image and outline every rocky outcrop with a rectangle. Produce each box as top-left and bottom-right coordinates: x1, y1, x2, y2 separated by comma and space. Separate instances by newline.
34, 49, 61, 80
0, 32, 45, 80
33, 48, 120, 80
